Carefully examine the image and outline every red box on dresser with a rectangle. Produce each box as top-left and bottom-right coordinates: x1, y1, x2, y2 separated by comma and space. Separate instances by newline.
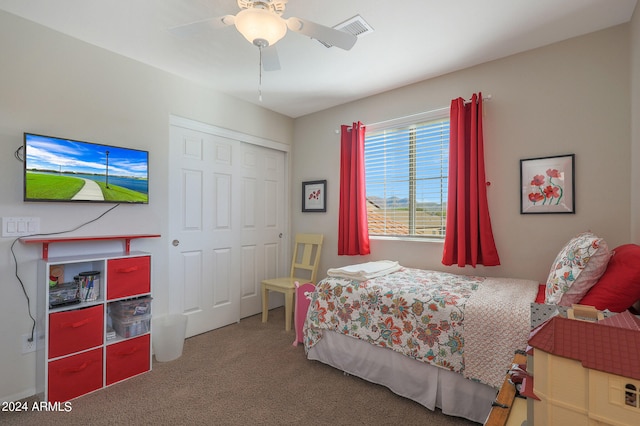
106, 334, 151, 385
107, 256, 151, 300
47, 347, 103, 402
48, 305, 104, 358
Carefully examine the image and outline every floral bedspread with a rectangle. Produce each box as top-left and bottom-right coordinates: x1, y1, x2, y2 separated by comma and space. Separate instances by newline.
303, 268, 485, 376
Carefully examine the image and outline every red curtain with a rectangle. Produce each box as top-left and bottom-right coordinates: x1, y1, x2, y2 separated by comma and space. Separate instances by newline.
338, 122, 370, 255
442, 93, 500, 267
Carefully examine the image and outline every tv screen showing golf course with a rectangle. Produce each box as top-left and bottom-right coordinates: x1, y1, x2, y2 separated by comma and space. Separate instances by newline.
24, 133, 149, 204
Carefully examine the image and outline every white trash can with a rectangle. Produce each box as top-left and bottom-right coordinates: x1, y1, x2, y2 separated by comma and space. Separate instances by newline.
152, 314, 188, 362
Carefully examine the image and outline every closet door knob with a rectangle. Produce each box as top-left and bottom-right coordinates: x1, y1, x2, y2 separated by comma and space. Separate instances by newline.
172, 239, 180, 247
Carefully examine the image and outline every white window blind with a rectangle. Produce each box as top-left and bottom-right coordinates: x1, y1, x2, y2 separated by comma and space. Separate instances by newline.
364, 115, 449, 238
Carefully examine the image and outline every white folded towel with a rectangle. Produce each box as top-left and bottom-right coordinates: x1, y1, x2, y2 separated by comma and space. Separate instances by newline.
326, 260, 402, 281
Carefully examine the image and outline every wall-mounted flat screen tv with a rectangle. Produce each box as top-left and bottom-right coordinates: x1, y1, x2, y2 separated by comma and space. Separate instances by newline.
24, 133, 149, 204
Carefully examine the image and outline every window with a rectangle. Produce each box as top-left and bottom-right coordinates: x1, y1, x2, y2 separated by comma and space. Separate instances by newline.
625, 383, 638, 408
364, 111, 449, 239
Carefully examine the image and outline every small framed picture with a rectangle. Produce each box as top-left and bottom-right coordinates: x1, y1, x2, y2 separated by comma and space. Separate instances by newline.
302, 180, 326, 212
520, 154, 575, 214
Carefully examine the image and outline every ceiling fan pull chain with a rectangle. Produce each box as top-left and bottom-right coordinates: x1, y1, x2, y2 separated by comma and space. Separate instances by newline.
258, 46, 263, 102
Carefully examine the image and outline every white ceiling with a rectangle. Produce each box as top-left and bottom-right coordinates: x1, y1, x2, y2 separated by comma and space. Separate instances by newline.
0, 0, 637, 118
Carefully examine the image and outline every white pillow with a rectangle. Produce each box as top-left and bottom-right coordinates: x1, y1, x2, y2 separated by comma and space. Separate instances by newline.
545, 232, 611, 306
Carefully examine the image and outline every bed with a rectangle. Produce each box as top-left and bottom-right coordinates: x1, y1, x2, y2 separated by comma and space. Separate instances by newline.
302, 264, 540, 423
301, 235, 640, 424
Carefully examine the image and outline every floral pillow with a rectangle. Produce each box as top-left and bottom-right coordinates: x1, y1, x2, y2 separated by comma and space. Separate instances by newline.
545, 232, 611, 306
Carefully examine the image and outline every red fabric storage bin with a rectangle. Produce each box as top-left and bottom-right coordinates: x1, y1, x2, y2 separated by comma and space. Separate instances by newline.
48, 348, 103, 402
107, 256, 150, 299
106, 334, 150, 385
49, 305, 104, 359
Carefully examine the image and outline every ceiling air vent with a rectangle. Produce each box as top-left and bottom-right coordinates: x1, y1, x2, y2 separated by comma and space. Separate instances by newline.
318, 14, 374, 48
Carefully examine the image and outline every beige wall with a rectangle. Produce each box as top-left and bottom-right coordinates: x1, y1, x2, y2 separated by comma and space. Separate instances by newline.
292, 24, 631, 284
632, 6, 640, 242
0, 11, 293, 401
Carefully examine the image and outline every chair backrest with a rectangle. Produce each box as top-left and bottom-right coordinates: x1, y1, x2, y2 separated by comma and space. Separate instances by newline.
289, 233, 324, 283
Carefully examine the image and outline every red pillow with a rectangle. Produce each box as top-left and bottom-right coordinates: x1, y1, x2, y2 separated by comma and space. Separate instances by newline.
579, 244, 640, 312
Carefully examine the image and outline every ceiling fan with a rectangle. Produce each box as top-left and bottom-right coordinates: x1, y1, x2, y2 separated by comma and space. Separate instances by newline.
169, 0, 358, 71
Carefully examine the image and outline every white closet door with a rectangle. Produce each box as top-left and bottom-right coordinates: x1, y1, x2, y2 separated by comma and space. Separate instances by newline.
169, 122, 287, 337
239, 143, 286, 318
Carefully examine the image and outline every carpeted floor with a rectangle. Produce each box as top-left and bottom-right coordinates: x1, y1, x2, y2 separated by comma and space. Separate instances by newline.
2, 307, 478, 425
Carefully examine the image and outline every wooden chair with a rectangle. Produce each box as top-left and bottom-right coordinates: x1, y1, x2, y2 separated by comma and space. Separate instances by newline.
261, 233, 323, 332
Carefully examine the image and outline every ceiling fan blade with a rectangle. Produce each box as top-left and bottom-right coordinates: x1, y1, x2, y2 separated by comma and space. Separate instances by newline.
261, 45, 281, 72
168, 15, 235, 39
286, 17, 357, 50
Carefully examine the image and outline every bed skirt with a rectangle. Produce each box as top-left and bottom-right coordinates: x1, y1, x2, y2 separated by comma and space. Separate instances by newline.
307, 330, 496, 424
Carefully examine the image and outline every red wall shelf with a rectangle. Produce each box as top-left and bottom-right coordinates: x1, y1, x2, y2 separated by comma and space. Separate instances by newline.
21, 234, 161, 259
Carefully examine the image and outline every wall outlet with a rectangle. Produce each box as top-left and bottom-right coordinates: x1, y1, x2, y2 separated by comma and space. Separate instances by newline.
22, 334, 36, 354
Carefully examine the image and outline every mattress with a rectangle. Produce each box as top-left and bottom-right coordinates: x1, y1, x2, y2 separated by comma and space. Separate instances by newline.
303, 266, 540, 423
304, 267, 539, 388
307, 329, 497, 423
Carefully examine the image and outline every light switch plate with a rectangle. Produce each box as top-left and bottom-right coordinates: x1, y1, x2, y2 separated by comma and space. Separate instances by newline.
2, 217, 40, 237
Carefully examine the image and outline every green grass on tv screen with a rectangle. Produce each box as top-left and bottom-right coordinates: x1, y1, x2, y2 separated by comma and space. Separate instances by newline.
26, 172, 148, 203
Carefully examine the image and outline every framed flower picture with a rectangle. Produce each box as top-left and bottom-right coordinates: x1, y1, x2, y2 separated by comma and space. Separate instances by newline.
302, 180, 326, 212
520, 154, 575, 214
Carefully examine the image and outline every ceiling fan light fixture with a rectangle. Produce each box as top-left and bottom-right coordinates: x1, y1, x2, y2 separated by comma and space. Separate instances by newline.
235, 8, 287, 47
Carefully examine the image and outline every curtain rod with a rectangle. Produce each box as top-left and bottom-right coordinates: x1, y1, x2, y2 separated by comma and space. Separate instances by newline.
339, 94, 492, 132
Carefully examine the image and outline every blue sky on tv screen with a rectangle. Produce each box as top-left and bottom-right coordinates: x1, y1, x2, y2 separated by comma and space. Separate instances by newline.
25, 134, 148, 178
